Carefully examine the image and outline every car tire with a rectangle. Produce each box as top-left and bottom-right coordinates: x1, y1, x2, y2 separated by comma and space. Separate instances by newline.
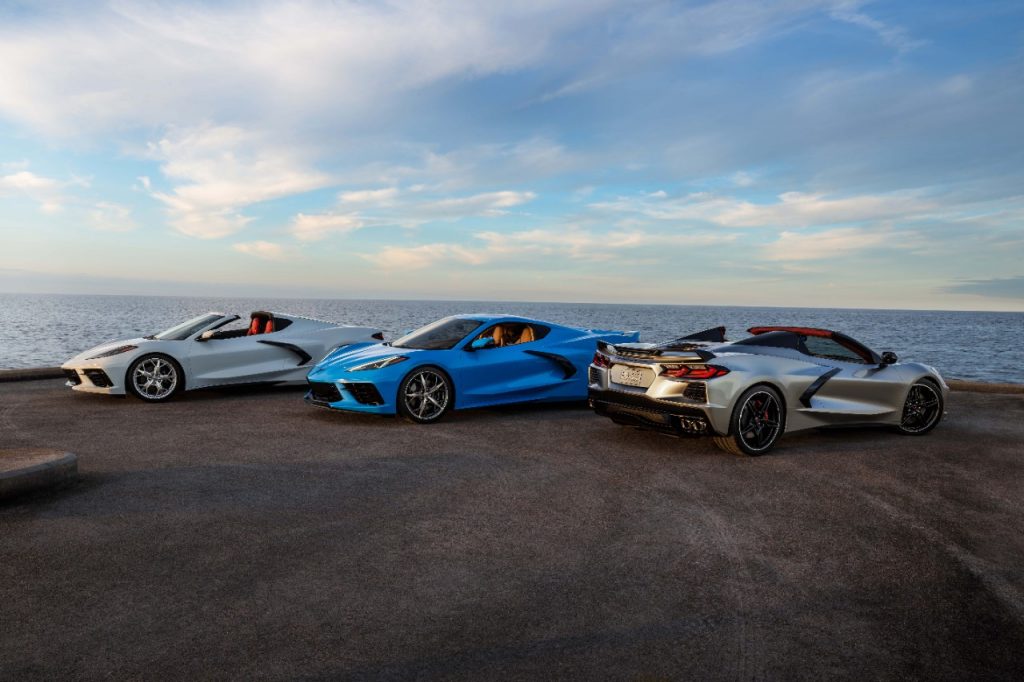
713, 385, 785, 456
126, 354, 184, 402
896, 379, 944, 435
397, 366, 453, 424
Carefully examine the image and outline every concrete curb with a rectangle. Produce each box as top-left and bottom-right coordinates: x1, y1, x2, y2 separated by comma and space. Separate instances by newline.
0, 367, 64, 382
0, 449, 79, 501
946, 379, 1024, 395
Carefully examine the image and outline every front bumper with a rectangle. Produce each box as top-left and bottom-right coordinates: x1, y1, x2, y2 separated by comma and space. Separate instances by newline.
60, 364, 126, 395
589, 388, 717, 436
305, 380, 394, 414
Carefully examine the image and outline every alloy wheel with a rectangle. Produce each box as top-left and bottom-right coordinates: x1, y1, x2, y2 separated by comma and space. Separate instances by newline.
132, 357, 178, 400
900, 383, 941, 433
402, 369, 450, 421
737, 390, 783, 453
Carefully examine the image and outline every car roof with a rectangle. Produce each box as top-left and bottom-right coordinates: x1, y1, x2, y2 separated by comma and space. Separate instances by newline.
448, 313, 549, 325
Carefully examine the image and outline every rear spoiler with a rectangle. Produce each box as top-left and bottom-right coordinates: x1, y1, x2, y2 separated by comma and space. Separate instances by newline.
597, 340, 715, 362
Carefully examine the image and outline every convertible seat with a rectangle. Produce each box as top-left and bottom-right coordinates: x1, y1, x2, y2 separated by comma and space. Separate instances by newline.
492, 325, 506, 347
517, 326, 535, 344
264, 319, 275, 334
248, 318, 262, 336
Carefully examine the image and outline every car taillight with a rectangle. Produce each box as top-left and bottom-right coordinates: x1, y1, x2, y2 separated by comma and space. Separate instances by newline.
592, 351, 611, 368
661, 364, 729, 380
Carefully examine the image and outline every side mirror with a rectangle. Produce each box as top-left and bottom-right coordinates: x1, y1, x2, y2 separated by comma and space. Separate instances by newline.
467, 337, 495, 352
198, 330, 217, 342
880, 351, 898, 366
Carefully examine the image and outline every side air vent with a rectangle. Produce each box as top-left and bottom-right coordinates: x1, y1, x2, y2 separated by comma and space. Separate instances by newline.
64, 369, 82, 386
683, 382, 708, 402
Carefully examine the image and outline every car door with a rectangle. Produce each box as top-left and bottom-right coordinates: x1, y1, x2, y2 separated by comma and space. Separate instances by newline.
454, 324, 568, 408
798, 336, 902, 417
184, 330, 293, 388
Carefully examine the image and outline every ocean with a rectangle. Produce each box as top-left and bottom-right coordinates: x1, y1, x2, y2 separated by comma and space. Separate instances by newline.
1, 293, 1021, 383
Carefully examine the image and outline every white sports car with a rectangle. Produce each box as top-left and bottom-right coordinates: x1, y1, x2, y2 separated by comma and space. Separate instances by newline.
61, 311, 384, 402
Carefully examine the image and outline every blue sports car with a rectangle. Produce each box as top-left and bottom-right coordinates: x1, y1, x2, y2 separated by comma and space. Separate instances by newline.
305, 314, 640, 423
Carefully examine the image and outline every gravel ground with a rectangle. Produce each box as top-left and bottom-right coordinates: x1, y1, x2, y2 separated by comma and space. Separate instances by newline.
1, 380, 1023, 680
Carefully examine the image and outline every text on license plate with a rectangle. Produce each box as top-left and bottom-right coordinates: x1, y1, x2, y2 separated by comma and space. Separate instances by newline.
613, 365, 652, 387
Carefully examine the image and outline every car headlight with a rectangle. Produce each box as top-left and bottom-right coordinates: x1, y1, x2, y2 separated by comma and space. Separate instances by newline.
348, 355, 408, 372
86, 344, 138, 360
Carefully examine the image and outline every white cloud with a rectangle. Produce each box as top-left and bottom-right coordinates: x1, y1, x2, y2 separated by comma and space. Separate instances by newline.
0, 170, 66, 213
364, 227, 733, 269
0, 2, 614, 138
339, 188, 399, 205
713, 191, 934, 228
590, 189, 936, 229
148, 124, 333, 239
232, 241, 295, 261
89, 202, 136, 232
296, 187, 538, 238
829, 1, 925, 54
419, 191, 536, 220
290, 212, 364, 242
761, 226, 896, 261
731, 171, 755, 187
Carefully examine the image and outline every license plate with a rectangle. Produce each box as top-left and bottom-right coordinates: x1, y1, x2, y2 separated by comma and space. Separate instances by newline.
612, 365, 652, 388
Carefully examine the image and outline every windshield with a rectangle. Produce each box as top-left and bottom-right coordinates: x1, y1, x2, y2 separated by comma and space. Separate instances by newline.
153, 313, 224, 341
392, 317, 483, 350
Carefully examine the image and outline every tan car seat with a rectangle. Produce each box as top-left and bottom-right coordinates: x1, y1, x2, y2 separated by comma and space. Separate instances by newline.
491, 325, 505, 347
517, 326, 535, 344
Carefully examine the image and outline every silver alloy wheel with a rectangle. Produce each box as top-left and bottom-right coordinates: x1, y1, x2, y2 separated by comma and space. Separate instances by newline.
132, 357, 178, 400
403, 369, 450, 421
737, 390, 783, 453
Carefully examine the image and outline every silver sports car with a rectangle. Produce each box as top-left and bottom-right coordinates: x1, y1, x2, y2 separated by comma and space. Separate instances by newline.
61, 311, 383, 402
588, 326, 948, 455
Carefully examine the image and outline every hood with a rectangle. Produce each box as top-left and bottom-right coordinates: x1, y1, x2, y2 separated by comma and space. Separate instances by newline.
66, 337, 149, 363
312, 342, 427, 373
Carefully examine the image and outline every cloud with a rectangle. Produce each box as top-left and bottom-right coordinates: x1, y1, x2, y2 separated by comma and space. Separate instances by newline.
232, 241, 295, 261
360, 138, 581, 191
290, 212, 364, 242
89, 202, 136, 232
364, 227, 733, 269
761, 226, 900, 261
943, 276, 1024, 300
0, 170, 66, 213
713, 191, 935, 228
291, 187, 538, 239
148, 124, 333, 239
417, 191, 536, 221
364, 244, 489, 270
589, 189, 937, 229
829, 1, 925, 54
339, 188, 399, 205
0, 1, 614, 138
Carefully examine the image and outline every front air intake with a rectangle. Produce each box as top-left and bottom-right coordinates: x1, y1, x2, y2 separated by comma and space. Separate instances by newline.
83, 369, 113, 388
308, 382, 342, 403
344, 382, 385, 405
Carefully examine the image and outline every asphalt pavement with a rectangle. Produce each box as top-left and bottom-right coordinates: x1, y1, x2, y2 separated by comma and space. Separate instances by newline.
1, 380, 1023, 680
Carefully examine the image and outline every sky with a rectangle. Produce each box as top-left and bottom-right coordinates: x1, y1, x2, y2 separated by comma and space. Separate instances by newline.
0, 0, 1022, 310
